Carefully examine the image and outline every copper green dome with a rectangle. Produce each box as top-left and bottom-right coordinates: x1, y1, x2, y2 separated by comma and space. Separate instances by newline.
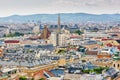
113, 52, 120, 60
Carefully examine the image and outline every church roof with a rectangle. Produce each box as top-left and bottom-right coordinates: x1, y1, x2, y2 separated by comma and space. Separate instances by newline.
40, 25, 51, 39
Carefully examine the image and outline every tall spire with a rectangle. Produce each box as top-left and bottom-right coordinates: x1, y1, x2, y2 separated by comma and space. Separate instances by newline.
57, 14, 61, 33
56, 14, 61, 46
58, 14, 60, 28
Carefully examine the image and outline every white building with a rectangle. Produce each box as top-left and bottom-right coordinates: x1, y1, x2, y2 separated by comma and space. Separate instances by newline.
49, 32, 69, 47
49, 32, 57, 46
32, 25, 40, 34
59, 33, 68, 46
70, 38, 81, 46
5, 28, 10, 35
69, 34, 81, 46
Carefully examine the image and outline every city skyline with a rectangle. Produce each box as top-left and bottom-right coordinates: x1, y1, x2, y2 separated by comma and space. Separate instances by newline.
0, 0, 120, 79
0, 0, 120, 17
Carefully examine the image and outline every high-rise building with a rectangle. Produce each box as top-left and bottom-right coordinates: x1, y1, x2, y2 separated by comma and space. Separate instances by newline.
59, 33, 67, 46
49, 32, 57, 46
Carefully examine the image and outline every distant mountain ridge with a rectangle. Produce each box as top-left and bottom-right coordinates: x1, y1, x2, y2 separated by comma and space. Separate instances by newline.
0, 13, 120, 23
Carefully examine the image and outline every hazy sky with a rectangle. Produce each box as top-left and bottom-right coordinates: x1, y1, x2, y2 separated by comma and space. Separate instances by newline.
0, 0, 120, 17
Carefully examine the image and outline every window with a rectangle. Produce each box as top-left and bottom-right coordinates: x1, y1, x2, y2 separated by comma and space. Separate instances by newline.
118, 64, 119, 68
113, 64, 115, 67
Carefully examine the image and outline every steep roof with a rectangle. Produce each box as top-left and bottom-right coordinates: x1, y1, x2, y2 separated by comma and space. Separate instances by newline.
40, 26, 51, 39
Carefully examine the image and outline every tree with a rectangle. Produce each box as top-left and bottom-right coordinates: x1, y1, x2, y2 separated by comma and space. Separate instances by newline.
14, 32, 24, 36
4, 32, 24, 37
74, 30, 83, 35
19, 76, 27, 80
39, 78, 45, 80
82, 67, 108, 74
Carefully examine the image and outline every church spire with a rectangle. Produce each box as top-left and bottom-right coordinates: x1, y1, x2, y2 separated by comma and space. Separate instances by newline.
58, 14, 60, 28
57, 14, 61, 33
56, 14, 61, 46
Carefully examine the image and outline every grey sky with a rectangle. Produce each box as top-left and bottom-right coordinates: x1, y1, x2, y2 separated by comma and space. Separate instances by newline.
0, 0, 120, 17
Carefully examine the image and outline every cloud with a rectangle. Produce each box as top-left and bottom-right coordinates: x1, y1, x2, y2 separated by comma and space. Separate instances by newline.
0, 0, 120, 16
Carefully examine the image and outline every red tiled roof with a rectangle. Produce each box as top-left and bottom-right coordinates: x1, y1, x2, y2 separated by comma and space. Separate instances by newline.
45, 70, 55, 77
101, 38, 113, 41
106, 43, 112, 47
70, 36, 80, 39
33, 69, 54, 79
117, 45, 120, 50
110, 34, 118, 36
34, 70, 46, 79
4, 40, 19, 43
97, 55, 111, 58
86, 51, 98, 55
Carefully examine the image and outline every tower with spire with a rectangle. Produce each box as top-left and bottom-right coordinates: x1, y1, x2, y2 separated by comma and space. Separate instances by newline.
56, 14, 61, 46
57, 14, 61, 33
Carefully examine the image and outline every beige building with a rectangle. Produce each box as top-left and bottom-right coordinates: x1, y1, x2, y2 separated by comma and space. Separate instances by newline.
84, 44, 101, 50
48, 77, 61, 80
102, 40, 119, 47
112, 60, 120, 70
58, 28, 70, 46
49, 32, 57, 46
92, 59, 112, 67
63, 74, 81, 80
59, 33, 68, 46
49, 32, 70, 47
70, 38, 81, 46
4, 40, 20, 48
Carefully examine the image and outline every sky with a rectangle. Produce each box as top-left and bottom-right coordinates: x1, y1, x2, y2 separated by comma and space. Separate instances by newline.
0, 0, 120, 17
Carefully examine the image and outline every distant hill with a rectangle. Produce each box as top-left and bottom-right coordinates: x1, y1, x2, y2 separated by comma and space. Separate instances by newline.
0, 13, 120, 23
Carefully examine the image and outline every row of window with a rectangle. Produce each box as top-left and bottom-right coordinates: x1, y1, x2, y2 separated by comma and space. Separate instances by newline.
113, 64, 120, 68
